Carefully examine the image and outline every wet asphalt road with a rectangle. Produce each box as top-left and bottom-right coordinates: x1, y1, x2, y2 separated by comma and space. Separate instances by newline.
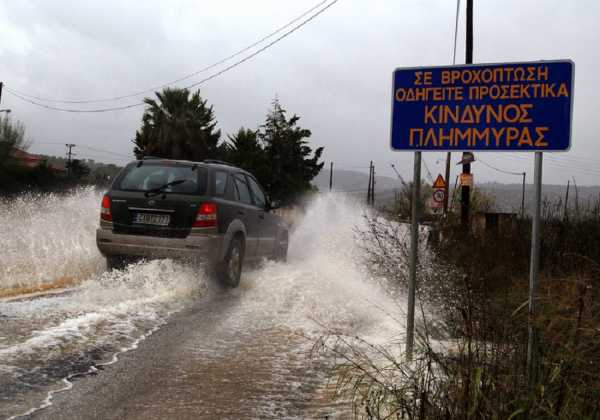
26, 287, 350, 420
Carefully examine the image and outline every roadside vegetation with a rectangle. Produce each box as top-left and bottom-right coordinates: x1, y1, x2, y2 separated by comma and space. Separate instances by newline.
0, 115, 119, 195
316, 194, 600, 419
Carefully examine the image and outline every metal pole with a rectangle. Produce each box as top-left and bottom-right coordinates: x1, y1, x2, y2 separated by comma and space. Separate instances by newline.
406, 151, 421, 361
461, 0, 473, 227
444, 152, 451, 215
564, 180, 570, 221
521, 172, 526, 219
329, 161, 333, 191
527, 151, 543, 385
372, 164, 376, 206
466, 0, 473, 64
367, 161, 372, 205
66, 143, 76, 177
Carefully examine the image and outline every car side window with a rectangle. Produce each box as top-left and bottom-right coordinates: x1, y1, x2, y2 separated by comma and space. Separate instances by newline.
246, 176, 267, 209
232, 174, 253, 205
214, 170, 228, 197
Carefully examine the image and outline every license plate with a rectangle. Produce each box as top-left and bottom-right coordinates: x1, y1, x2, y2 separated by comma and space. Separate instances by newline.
133, 213, 170, 226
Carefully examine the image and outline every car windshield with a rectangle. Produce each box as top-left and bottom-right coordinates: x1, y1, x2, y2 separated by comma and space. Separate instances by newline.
114, 162, 207, 195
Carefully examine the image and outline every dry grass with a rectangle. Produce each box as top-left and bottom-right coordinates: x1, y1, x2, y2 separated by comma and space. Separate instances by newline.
314, 212, 600, 419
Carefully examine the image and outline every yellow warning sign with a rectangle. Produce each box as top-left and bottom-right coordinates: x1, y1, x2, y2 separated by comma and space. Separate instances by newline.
432, 174, 446, 189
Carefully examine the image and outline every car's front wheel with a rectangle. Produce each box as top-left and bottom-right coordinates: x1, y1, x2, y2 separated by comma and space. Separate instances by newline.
217, 236, 244, 288
273, 231, 288, 262
106, 255, 126, 271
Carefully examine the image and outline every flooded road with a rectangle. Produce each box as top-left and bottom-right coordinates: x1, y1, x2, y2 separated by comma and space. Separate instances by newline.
0, 190, 405, 419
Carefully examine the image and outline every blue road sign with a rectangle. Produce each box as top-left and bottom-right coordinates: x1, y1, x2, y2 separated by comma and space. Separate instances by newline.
390, 60, 574, 151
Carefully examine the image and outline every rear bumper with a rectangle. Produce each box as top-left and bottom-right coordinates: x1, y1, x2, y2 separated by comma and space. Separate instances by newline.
96, 227, 222, 263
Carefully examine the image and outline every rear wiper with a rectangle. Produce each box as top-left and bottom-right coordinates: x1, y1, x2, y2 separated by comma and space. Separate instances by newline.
145, 179, 188, 197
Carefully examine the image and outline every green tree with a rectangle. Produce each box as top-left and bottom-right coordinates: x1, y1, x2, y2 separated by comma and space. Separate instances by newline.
66, 159, 90, 179
256, 99, 324, 205
224, 127, 268, 183
133, 88, 222, 161
0, 115, 28, 172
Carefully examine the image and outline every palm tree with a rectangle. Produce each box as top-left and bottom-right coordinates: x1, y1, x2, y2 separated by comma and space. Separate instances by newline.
133, 88, 222, 161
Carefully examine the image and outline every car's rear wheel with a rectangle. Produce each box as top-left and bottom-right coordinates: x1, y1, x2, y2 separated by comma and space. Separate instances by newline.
217, 236, 244, 288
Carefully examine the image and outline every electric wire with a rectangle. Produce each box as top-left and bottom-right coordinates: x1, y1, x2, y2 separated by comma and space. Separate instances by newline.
452, 0, 461, 65
4, 0, 340, 113
4, 0, 331, 105
477, 157, 524, 176
34, 142, 132, 158
495, 153, 600, 178
422, 157, 434, 182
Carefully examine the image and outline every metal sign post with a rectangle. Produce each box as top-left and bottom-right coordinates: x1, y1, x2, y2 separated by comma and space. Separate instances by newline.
527, 151, 543, 384
406, 151, 421, 361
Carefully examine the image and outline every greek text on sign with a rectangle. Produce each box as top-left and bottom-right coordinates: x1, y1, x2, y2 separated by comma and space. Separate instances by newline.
390, 60, 574, 151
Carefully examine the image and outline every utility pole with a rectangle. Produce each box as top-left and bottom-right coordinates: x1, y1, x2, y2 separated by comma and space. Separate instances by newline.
461, 0, 474, 227
0, 82, 3, 105
65, 144, 76, 177
367, 161, 373, 205
371, 164, 376, 206
521, 172, 526, 219
329, 161, 334, 191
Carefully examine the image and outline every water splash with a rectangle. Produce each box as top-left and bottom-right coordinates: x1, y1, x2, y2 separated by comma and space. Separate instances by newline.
232, 193, 406, 344
0, 191, 408, 419
0, 187, 105, 289
0, 259, 203, 419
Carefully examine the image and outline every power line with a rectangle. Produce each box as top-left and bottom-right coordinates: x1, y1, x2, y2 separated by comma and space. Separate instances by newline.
78, 145, 131, 158
422, 157, 434, 182
4, 0, 339, 113
68, 154, 130, 162
5, 0, 330, 105
477, 157, 524, 176
4, 89, 143, 113
495, 153, 600, 178
34, 142, 132, 158
452, 0, 461, 65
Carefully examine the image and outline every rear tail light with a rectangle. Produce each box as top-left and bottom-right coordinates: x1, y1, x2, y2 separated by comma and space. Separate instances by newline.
100, 195, 112, 221
193, 202, 217, 228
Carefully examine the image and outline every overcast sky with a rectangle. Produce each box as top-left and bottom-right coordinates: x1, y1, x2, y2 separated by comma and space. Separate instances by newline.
1, 0, 599, 185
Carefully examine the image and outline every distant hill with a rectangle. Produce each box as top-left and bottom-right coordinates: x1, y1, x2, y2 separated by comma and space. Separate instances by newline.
313, 168, 600, 216
313, 169, 399, 193
478, 182, 600, 215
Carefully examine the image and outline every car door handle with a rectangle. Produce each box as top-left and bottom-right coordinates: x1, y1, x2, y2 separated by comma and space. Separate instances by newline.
258, 213, 265, 220
237, 211, 245, 216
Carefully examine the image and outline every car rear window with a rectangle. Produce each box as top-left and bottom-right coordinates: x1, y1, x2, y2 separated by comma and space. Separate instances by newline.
113, 162, 207, 195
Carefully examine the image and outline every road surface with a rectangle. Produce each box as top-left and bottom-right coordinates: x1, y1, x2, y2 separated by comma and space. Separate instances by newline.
26, 286, 348, 420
